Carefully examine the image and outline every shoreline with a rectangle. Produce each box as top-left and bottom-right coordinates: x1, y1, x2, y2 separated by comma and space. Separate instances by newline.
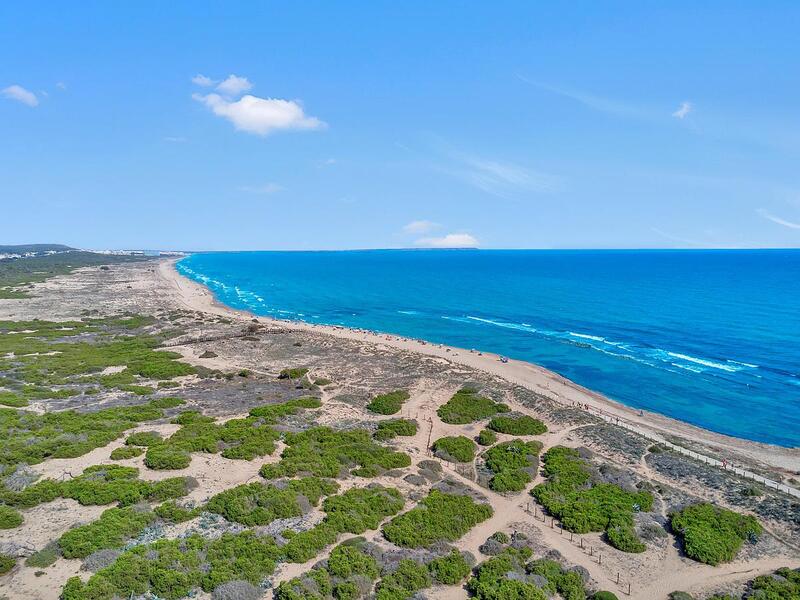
160, 258, 800, 478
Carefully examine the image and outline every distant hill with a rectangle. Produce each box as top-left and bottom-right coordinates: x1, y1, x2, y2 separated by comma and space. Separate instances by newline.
0, 244, 75, 254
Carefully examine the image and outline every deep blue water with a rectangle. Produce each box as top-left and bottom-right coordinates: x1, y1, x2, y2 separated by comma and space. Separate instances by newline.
177, 250, 800, 447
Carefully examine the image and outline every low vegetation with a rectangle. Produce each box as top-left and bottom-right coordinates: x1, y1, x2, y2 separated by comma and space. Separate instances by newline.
483, 439, 542, 493
0, 504, 23, 528
669, 503, 761, 565
436, 387, 509, 424
487, 414, 547, 436
477, 428, 497, 446
531, 447, 652, 553
374, 418, 417, 441
382, 490, 493, 548
59, 506, 156, 558
279, 367, 309, 380
0, 553, 15, 575
260, 426, 411, 479
366, 390, 410, 415
432, 435, 477, 463
110, 446, 144, 460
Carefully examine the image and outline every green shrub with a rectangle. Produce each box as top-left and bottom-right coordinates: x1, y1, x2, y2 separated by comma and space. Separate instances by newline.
259, 426, 410, 480
367, 390, 410, 415
171, 410, 215, 425
125, 431, 163, 446
477, 429, 497, 446
467, 548, 546, 600
279, 367, 309, 380
483, 440, 542, 493
26, 541, 60, 568
606, 525, 646, 553
0, 504, 23, 528
670, 503, 761, 565
0, 392, 27, 407
374, 418, 417, 441
144, 446, 191, 470
59, 506, 156, 558
154, 501, 199, 523
206, 478, 338, 526
110, 446, 144, 460
148, 397, 185, 409
382, 490, 493, 548
376, 559, 431, 600
428, 549, 471, 584
531, 446, 652, 552
750, 566, 800, 598
432, 436, 476, 462
436, 388, 509, 424
593, 592, 620, 600
0, 553, 15, 575
487, 415, 547, 436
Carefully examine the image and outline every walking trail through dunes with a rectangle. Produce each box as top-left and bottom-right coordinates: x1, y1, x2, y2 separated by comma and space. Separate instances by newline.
0, 257, 797, 600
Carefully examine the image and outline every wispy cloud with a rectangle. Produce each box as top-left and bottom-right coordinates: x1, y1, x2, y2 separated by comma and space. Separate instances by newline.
402, 220, 439, 234
517, 75, 649, 119
415, 233, 478, 248
239, 182, 284, 194
55, 81, 67, 90
672, 101, 693, 119
447, 156, 559, 198
191, 74, 214, 87
757, 209, 800, 229
2, 84, 39, 107
163, 136, 187, 143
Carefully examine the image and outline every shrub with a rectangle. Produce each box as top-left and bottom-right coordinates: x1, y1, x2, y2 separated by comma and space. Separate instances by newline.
376, 559, 431, 600
0, 553, 14, 575
483, 440, 542, 493
374, 419, 417, 441
59, 506, 156, 559
428, 549, 471, 584
593, 592, 620, 600
669, 503, 761, 565
477, 429, 497, 446
148, 397, 185, 409
26, 541, 60, 568
382, 490, 493, 548
154, 501, 199, 523
144, 446, 191, 470
487, 415, 547, 436
436, 388, 509, 424
279, 367, 309, 380
606, 525, 646, 553
259, 427, 410, 480
367, 390, 410, 415
432, 436, 476, 463
0, 392, 27, 407
110, 446, 144, 460
125, 431, 163, 447
0, 504, 23, 528
467, 548, 546, 600
211, 580, 262, 600
531, 446, 652, 552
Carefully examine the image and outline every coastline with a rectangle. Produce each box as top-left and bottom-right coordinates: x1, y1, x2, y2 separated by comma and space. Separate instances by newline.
161, 258, 800, 478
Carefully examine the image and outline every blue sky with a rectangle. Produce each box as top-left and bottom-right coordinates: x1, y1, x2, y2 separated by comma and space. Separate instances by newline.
1, 1, 799, 250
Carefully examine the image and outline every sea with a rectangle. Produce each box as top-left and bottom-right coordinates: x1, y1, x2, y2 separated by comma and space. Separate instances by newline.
177, 249, 800, 448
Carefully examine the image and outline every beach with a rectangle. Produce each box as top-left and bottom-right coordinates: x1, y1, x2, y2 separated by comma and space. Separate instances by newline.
1, 257, 798, 600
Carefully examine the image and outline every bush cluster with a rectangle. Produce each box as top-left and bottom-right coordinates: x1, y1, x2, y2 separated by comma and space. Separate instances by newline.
374, 418, 417, 441
477, 429, 497, 446
366, 390, 410, 415
109, 446, 144, 460
0, 553, 14, 575
62, 531, 281, 600
0, 504, 23, 529
375, 559, 431, 600
205, 478, 338, 526
483, 439, 542, 493
260, 427, 411, 480
432, 436, 476, 463
279, 367, 309, 380
531, 447, 652, 553
1, 464, 191, 510
436, 388, 509, 424
467, 547, 545, 600
59, 506, 156, 559
487, 415, 547, 436
669, 503, 761, 565
283, 485, 405, 563
382, 490, 493, 548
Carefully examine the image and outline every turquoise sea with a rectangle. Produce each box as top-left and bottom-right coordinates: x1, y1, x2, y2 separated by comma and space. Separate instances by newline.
177, 250, 800, 447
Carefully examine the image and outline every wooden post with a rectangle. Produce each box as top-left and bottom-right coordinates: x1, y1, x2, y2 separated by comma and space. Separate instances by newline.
617, 573, 620, 584
628, 583, 631, 596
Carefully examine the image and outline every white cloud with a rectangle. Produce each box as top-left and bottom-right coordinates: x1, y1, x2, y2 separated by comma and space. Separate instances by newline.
518, 76, 649, 119
415, 233, 478, 248
2, 85, 39, 107
192, 74, 214, 87
56, 81, 67, 90
757, 209, 800, 229
451, 156, 559, 197
402, 220, 439, 234
216, 75, 252, 96
163, 136, 187, 143
239, 182, 284, 194
672, 101, 693, 119
193, 92, 325, 136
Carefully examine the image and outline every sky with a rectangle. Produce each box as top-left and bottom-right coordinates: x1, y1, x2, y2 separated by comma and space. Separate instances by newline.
1, 1, 799, 251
